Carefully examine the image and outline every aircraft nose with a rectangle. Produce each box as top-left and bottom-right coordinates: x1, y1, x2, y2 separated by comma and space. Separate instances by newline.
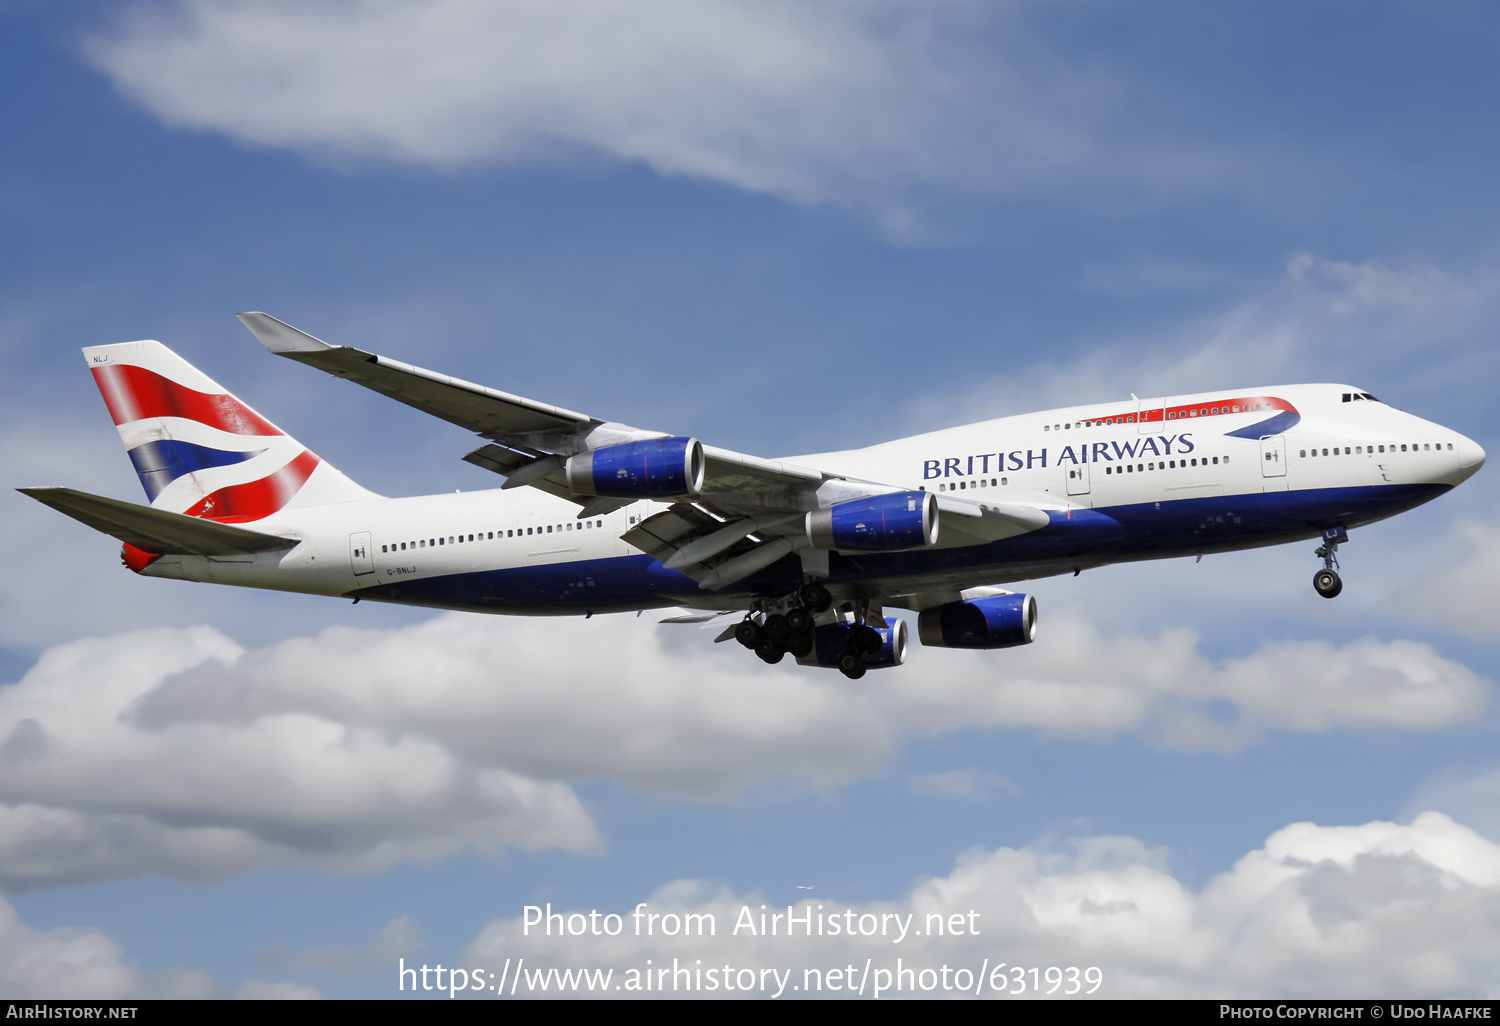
1457, 434, 1486, 475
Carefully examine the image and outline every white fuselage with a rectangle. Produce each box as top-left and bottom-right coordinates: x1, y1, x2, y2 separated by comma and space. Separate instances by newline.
138, 383, 1485, 613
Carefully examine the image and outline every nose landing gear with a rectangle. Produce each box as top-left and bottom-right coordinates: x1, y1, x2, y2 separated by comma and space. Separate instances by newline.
1313, 525, 1347, 599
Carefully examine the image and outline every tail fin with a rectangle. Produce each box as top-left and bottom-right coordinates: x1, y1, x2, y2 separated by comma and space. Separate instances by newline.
85, 340, 379, 522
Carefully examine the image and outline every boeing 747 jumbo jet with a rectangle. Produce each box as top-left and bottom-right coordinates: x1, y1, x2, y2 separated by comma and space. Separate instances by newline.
23, 313, 1486, 679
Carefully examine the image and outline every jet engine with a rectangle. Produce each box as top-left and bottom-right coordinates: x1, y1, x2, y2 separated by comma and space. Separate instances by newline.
566, 437, 705, 498
805, 491, 938, 551
796, 618, 909, 670
917, 594, 1037, 649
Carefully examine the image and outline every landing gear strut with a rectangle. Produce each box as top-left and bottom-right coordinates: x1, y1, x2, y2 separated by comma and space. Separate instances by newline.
737, 583, 823, 665
1312, 525, 1346, 599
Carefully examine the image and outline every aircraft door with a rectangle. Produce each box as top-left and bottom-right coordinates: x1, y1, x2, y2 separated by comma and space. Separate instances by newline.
1259, 435, 1286, 478
350, 531, 374, 575
1138, 397, 1165, 434
1066, 460, 1091, 496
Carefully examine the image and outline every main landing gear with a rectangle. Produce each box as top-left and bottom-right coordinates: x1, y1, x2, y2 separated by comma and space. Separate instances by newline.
735, 580, 867, 674
1312, 525, 1347, 599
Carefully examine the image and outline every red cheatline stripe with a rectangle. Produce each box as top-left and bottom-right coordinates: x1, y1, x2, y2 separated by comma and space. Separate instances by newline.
91, 364, 283, 436
182, 450, 320, 523
1079, 396, 1297, 427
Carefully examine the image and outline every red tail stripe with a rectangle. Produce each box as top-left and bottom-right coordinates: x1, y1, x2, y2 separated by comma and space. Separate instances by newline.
92, 364, 283, 436
183, 450, 320, 523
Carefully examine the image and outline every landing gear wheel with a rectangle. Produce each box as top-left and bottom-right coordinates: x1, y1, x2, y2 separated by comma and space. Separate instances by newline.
837, 649, 866, 679
734, 620, 763, 649
1313, 568, 1342, 599
799, 582, 832, 614
787, 635, 814, 659
756, 639, 785, 664
763, 613, 791, 644
785, 608, 812, 637
852, 624, 883, 655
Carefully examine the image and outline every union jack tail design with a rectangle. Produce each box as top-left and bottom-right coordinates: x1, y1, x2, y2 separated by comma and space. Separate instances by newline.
85, 340, 377, 522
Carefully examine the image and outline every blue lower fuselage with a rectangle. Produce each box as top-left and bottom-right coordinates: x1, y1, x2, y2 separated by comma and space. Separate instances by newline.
349, 482, 1446, 615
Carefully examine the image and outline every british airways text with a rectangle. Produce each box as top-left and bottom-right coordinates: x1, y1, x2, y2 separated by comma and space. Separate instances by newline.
922, 434, 1196, 479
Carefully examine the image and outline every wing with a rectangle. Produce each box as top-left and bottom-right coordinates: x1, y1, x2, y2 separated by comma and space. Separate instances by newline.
239, 312, 823, 502
238, 313, 1048, 588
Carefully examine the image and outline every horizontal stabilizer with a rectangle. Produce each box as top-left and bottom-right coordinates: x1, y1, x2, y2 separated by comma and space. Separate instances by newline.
19, 487, 297, 556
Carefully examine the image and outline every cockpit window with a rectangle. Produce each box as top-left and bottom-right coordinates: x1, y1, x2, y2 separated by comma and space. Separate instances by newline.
1342, 392, 1383, 403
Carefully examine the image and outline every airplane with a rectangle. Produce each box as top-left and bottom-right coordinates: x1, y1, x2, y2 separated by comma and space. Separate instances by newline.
21, 313, 1486, 680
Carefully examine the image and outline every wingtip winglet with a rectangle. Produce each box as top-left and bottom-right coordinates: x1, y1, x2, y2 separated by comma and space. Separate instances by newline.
236, 312, 333, 355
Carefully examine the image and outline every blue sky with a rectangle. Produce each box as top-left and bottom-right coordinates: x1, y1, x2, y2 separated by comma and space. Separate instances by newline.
2, 0, 1499, 999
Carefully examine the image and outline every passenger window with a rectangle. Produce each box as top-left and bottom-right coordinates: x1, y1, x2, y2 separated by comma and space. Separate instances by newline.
1401, 444, 1407, 452
1212, 456, 1219, 464
597, 520, 603, 527
1001, 478, 1008, 486
1299, 451, 1306, 458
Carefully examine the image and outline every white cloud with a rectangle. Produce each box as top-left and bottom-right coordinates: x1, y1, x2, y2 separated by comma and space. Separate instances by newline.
461, 812, 1500, 998
0, 624, 600, 889
0, 611, 1484, 887
0, 892, 315, 998
0, 898, 145, 999
82, 0, 1227, 219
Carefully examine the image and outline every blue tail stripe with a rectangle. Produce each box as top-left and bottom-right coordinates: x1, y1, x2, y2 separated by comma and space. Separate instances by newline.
127, 439, 266, 502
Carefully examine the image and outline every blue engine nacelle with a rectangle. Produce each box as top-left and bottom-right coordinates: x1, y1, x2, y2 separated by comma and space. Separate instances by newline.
796, 618, 908, 670
566, 437, 705, 498
805, 491, 938, 551
917, 594, 1037, 649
